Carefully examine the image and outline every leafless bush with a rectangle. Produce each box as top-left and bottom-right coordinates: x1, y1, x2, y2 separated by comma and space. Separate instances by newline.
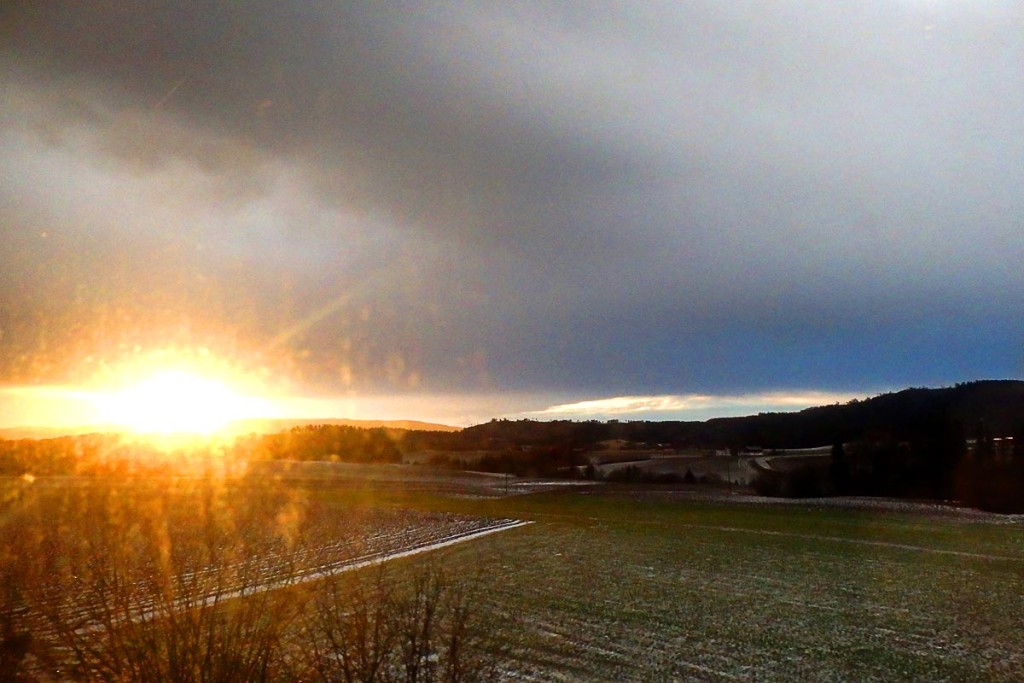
299, 562, 501, 683
5, 481, 299, 681
1, 478, 503, 682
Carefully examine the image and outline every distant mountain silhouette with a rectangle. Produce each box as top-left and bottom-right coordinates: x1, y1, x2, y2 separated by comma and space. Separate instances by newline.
692, 379, 1024, 449
399, 380, 1024, 510
4, 381, 1022, 509
228, 417, 461, 434
0, 418, 459, 441
405, 380, 1024, 451
0, 425, 122, 440
4, 382, 1020, 446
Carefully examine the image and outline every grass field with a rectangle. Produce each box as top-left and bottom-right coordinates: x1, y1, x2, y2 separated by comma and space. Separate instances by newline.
362, 486, 1024, 682
5, 468, 1024, 681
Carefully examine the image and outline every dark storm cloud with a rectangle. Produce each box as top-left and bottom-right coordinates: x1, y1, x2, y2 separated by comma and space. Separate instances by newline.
2, 1, 1023, 397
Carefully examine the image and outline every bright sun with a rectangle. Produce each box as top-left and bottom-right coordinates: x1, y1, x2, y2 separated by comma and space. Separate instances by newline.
95, 369, 273, 435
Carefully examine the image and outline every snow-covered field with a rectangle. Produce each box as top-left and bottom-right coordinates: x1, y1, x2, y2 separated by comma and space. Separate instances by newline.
0, 477, 524, 646
247, 458, 599, 497
7, 473, 1023, 682
427, 490, 1024, 682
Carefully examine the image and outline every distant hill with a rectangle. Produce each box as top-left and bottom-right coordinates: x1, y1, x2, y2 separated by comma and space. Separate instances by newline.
408, 380, 1024, 510
0, 418, 460, 441
417, 380, 1024, 452
695, 379, 1024, 449
4, 381, 1019, 446
0, 425, 120, 440
227, 418, 461, 434
4, 381, 1022, 509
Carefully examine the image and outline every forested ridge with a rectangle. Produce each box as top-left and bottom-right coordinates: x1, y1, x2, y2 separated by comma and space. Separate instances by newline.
401, 380, 1024, 451
4, 380, 1023, 509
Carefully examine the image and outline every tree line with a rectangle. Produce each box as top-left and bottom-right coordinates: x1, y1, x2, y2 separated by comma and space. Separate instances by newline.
4, 381, 1024, 509
751, 417, 1024, 512
0, 425, 405, 477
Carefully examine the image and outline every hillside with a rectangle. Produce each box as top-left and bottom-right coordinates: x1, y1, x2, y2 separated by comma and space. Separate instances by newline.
227, 417, 460, 434
415, 380, 1024, 452
696, 379, 1024, 449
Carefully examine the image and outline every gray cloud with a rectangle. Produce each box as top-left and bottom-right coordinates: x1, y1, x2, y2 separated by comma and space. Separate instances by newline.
2, 1, 1022, 398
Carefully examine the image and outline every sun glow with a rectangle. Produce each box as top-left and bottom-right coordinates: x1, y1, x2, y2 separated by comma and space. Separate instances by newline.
95, 369, 276, 435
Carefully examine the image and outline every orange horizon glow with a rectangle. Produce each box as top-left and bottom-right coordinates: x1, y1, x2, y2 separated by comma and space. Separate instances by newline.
92, 369, 276, 435
0, 348, 290, 439
0, 344, 488, 434
79, 349, 284, 436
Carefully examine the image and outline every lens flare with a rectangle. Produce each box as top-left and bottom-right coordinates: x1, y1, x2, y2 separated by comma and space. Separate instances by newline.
95, 369, 274, 434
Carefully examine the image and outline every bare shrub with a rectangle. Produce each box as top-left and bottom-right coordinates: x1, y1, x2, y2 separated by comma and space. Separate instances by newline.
5, 480, 305, 681
2, 478, 503, 682
300, 563, 501, 683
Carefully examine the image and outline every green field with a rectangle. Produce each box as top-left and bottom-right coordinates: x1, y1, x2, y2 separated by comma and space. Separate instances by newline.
366, 486, 1024, 682
5, 469, 1024, 681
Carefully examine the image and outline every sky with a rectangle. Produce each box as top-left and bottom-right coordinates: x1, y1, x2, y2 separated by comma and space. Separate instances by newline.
1, 1, 1022, 427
